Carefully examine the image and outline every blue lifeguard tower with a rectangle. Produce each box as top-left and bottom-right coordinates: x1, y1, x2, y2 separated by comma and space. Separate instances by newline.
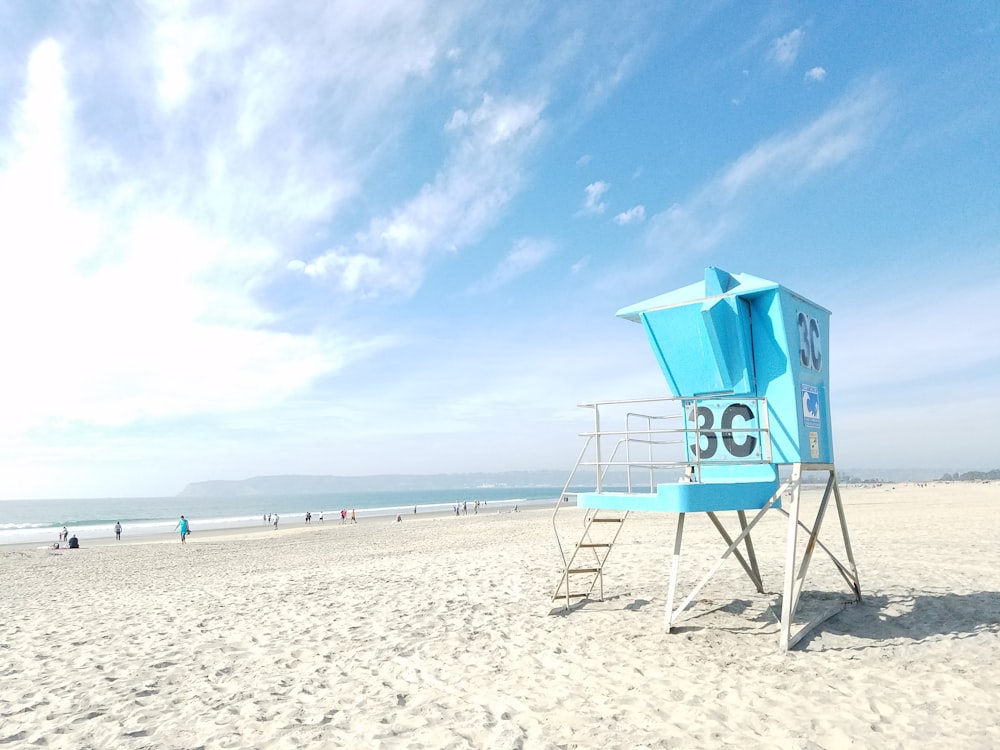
551, 267, 860, 650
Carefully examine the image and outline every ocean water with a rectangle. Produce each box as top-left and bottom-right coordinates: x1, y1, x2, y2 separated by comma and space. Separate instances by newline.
0, 487, 570, 546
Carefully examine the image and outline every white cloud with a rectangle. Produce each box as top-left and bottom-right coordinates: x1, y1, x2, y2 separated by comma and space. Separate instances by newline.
646, 77, 888, 258
0, 39, 383, 440
4, 40, 73, 220
147, 0, 452, 129
805, 66, 827, 83
294, 94, 547, 295
582, 180, 610, 214
720, 80, 885, 193
0, 2, 676, 497
152, 8, 233, 112
768, 28, 804, 69
468, 237, 555, 293
614, 205, 645, 225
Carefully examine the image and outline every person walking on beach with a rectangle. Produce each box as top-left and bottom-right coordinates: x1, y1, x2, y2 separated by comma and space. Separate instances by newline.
341, 509, 347, 524
174, 515, 190, 543
61, 526, 68, 542
350, 508, 356, 524
114, 521, 122, 541
305, 511, 311, 524
273, 514, 279, 529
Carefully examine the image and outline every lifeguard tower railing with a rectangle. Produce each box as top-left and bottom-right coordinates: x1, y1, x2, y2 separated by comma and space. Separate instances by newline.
560, 395, 771, 494
551, 395, 771, 587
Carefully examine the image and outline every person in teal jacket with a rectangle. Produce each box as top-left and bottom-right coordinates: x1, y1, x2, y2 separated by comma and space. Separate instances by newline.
174, 515, 190, 543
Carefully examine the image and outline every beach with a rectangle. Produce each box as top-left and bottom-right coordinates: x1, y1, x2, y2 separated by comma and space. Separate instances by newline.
2, 483, 999, 748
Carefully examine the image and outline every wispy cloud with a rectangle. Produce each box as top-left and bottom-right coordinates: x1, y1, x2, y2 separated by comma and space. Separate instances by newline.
0, 1, 651, 476
0, 36, 385, 439
581, 180, 610, 215
646, 77, 889, 258
721, 80, 886, 191
467, 237, 555, 293
614, 205, 645, 225
294, 93, 547, 295
768, 28, 804, 69
805, 66, 827, 83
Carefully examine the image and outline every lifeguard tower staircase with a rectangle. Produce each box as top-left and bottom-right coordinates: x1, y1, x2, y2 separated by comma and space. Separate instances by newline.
551, 267, 861, 650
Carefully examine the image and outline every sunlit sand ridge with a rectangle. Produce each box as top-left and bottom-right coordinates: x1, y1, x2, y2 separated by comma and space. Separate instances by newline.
2, 482, 999, 748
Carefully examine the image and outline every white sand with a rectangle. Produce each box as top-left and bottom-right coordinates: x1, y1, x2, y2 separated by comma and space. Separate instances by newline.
2, 482, 999, 748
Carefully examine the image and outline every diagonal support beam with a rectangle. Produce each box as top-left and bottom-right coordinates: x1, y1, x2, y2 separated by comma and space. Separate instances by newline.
664, 464, 861, 650
779, 465, 861, 650
706, 512, 764, 593
665, 492, 781, 629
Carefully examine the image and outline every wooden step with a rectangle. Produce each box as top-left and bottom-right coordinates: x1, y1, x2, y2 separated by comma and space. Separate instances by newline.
591, 517, 624, 523
577, 542, 611, 548
567, 567, 601, 574
553, 592, 591, 600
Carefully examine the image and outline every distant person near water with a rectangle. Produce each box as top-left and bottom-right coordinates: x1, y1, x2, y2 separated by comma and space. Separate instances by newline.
174, 515, 190, 543
351, 508, 356, 524
341, 509, 347, 524
114, 522, 122, 541
61, 526, 68, 542
273, 514, 279, 529
68, 533, 79, 549
305, 511, 311, 524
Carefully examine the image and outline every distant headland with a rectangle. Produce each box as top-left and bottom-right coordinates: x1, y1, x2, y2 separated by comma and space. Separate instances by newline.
177, 467, 994, 497
178, 471, 572, 497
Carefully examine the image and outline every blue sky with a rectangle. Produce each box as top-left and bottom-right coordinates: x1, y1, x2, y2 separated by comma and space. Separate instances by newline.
1, 2, 998, 499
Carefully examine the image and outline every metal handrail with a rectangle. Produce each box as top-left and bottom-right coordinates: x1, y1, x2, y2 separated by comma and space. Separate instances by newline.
552, 395, 772, 516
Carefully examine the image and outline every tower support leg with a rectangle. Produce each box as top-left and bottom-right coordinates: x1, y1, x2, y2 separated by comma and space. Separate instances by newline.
778, 464, 861, 650
664, 513, 685, 631
663, 463, 860, 650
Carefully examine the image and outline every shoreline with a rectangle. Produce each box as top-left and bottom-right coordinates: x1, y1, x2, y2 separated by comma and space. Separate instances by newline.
8, 503, 539, 552
0, 491, 557, 548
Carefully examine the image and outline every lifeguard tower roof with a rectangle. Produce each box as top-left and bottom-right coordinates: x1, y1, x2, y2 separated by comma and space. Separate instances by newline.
610, 266, 836, 465
615, 268, 829, 323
